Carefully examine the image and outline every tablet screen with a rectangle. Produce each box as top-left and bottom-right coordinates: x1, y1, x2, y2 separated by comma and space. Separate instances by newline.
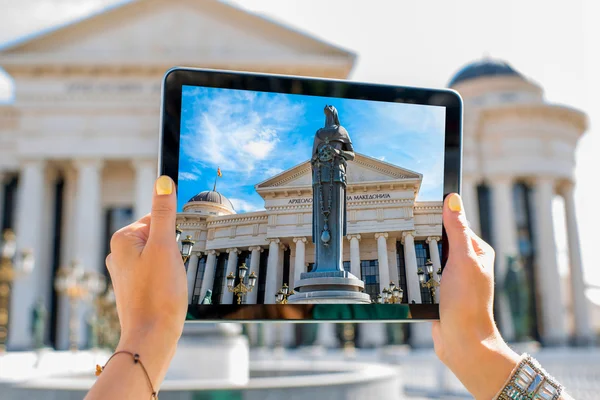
175, 83, 447, 311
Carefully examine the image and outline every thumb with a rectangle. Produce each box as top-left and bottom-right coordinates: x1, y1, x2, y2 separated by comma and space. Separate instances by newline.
149, 175, 177, 244
443, 193, 475, 258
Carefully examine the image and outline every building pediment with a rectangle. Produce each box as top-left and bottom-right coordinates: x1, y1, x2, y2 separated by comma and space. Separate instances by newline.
256, 153, 422, 193
0, 0, 354, 77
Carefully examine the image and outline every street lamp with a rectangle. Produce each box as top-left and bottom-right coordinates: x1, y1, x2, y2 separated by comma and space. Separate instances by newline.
226, 263, 257, 304
418, 259, 440, 303
0, 229, 35, 352
54, 260, 106, 351
179, 235, 195, 263
175, 225, 182, 243
275, 283, 295, 304
378, 282, 403, 304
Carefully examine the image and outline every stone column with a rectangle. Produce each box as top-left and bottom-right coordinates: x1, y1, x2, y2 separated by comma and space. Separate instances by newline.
347, 234, 362, 279
402, 231, 422, 304
292, 237, 307, 289
199, 250, 219, 303
315, 322, 338, 348
561, 182, 593, 345
426, 236, 442, 303
222, 248, 240, 304
374, 233, 390, 292
533, 177, 567, 345
132, 159, 156, 220
265, 239, 280, 304
246, 246, 263, 304
358, 323, 386, 348
8, 161, 46, 349
535, 177, 567, 346
490, 177, 517, 342
461, 178, 481, 235
186, 253, 200, 304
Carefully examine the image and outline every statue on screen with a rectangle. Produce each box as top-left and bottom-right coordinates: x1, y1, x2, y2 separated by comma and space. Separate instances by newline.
201, 289, 213, 305
311, 105, 355, 272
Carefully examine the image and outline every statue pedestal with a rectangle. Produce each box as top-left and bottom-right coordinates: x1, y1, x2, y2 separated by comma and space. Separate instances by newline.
288, 271, 372, 304
166, 323, 249, 384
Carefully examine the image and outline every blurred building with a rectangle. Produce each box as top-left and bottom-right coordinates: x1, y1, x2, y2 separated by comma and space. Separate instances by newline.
0, 0, 594, 350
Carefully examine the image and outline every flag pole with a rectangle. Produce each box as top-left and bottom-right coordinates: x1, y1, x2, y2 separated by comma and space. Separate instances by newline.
213, 172, 218, 192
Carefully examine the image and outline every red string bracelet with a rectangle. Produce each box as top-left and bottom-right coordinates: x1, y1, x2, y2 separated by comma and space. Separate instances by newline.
95, 350, 158, 399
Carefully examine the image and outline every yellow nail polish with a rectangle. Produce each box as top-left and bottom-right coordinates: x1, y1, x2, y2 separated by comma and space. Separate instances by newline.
448, 193, 462, 212
155, 176, 173, 195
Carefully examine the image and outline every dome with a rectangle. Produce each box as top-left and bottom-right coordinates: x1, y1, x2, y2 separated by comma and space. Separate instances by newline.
448, 59, 522, 87
187, 190, 235, 211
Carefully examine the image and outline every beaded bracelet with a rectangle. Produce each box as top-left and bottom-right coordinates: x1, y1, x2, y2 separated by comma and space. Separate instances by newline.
95, 350, 158, 399
495, 353, 563, 400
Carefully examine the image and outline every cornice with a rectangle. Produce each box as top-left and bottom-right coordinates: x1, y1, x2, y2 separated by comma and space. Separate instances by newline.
206, 213, 268, 226
480, 104, 587, 133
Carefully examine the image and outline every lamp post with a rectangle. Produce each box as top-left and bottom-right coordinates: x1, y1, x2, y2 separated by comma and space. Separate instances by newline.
175, 224, 182, 244
54, 260, 106, 351
227, 263, 257, 304
377, 281, 404, 304
178, 234, 195, 264
0, 229, 35, 352
275, 283, 295, 304
95, 285, 119, 350
417, 259, 441, 303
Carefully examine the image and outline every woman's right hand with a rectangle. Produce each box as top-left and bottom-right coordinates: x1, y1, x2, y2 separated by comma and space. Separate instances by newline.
433, 193, 521, 399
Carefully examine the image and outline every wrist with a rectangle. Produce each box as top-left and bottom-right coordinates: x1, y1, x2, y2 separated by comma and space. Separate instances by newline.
117, 324, 179, 388
446, 335, 521, 400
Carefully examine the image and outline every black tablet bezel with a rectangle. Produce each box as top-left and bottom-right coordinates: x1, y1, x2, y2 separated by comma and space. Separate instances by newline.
159, 67, 462, 323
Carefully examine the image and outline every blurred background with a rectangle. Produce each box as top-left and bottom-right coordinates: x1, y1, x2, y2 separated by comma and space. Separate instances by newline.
0, 0, 598, 399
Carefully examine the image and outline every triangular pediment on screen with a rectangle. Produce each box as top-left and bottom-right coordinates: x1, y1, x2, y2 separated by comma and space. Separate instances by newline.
255, 153, 422, 191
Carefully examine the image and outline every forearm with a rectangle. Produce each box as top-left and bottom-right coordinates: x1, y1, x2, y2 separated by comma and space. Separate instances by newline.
85, 326, 178, 400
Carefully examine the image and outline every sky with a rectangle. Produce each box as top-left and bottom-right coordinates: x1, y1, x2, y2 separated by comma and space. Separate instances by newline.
177, 85, 445, 212
0, 0, 598, 288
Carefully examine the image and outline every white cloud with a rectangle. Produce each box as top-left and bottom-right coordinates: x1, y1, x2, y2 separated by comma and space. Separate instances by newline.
179, 172, 199, 181
181, 89, 304, 176
265, 167, 284, 177
229, 197, 264, 213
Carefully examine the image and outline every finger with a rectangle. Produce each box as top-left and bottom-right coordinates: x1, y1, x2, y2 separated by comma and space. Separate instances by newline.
149, 175, 177, 244
443, 193, 476, 259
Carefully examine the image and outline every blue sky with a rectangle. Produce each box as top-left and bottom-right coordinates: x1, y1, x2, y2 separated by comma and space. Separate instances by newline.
177, 85, 446, 212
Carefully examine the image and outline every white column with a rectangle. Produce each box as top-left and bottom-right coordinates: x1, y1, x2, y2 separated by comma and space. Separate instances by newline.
374, 233, 390, 292
315, 323, 338, 348
186, 253, 200, 304
427, 236, 442, 303
222, 248, 240, 304
8, 161, 46, 349
132, 159, 156, 220
199, 250, 219, 303
74, 159, 104, 348
347, 234, 362, 279
358, 323, 386, 348
246, 246, 263, 304
490, 177, 517, 342
402, 231, 422, 304
265, 239, 280, 304
462, 178, 481, 235
292, 237, 307, 289
533, 178, 567, 345
561, 182, 593, 344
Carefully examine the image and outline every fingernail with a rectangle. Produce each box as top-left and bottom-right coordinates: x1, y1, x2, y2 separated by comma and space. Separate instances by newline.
448, 193, 462, 212
155, 176, 173, 195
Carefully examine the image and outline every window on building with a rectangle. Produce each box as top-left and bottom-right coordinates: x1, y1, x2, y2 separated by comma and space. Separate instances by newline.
395, 243, 409, 303
1, 175, 18, 232
256, 250, 269, 304
415, 242, 433, 304
360, 260, 380, 301
191, 256, 207, 304
282, 248, 291, 287
307, 262, 315, 273
103, 207, 134, 278
342, 261, 351, 273
211, 253, 228, 304
477, 183, 493, 244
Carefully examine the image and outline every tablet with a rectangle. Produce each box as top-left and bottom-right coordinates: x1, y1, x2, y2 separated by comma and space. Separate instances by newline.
159, 67, 462, 322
